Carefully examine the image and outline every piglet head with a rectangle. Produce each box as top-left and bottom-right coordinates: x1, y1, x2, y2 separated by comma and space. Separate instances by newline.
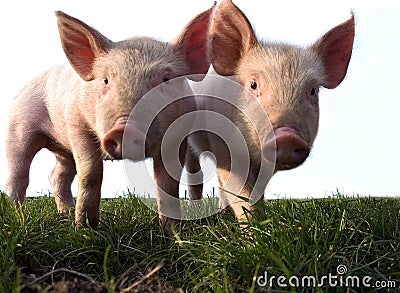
211, 0, 354, 171
55, 5, 215, 161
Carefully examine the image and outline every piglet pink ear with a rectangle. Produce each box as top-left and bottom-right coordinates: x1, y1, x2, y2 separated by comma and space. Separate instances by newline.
211, 0, 257, 76
313, 12, 355, 89
172, 3, 216, 80
55, 11, 112, 81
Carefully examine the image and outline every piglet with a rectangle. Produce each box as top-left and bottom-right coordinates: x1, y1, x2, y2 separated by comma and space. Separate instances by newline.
5, 5, 215, 235
186, 0, 354, 222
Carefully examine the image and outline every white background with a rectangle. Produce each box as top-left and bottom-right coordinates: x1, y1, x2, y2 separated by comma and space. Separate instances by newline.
0, 0, 399, 199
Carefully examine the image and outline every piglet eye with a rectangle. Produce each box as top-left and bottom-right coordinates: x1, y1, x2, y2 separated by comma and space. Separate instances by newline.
250, 81, 258, 90
103, 78, 109, 85
310, 88, 316, 96
162, 76, 170, 83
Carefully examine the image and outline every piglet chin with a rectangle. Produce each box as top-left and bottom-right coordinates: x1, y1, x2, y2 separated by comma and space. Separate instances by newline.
263, 126, 310, 171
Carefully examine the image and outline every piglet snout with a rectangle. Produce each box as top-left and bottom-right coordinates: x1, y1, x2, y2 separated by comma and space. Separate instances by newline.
102, 117, 146, 161
103, 125, 124, 159
263, 126, 310, 170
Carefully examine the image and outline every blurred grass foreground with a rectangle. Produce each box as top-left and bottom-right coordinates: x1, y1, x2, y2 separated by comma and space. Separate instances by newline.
1, 192, 400, 292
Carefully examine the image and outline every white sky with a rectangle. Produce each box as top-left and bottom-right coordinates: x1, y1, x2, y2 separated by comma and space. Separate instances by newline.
0, 0, 399, 199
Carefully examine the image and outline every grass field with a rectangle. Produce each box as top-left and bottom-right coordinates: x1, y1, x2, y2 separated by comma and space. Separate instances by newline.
1, 192, 400, 292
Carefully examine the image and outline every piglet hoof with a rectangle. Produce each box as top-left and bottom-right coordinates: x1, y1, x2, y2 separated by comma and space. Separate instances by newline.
12, 197, 22, 207
75, 204, 100, 229
75, 211, 89, 229
159, 216, 180, 237
8, 193, 24, 207
75, 217, 100, 230
75, 214, 87, 229
57, 206, 73, 216
75, 220, 86, 230
56, 202, 75, 216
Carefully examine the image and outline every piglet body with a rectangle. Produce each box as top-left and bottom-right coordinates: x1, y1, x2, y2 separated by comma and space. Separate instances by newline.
6, 7, 214, 234
187, 0, 355, 222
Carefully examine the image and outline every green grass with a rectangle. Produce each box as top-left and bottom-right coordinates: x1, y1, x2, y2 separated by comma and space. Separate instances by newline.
1, 191, 400, 292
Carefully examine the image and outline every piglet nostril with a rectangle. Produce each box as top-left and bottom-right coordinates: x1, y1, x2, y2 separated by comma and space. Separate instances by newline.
102, 126, 124, 160
103, 139, 122, 159
274, 134, 310, 167
292, 146, 310, 165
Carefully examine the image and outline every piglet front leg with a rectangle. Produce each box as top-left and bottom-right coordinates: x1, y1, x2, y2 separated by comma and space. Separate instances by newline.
154, 140, 188, 236
69, 127, 104, 229
154, 161, 181, 236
